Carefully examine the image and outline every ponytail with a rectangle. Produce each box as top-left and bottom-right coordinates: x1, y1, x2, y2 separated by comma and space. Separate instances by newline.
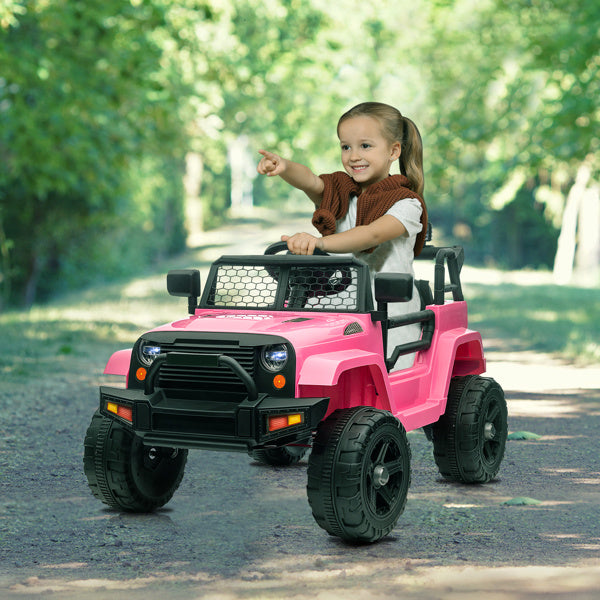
399, 116, 424, 197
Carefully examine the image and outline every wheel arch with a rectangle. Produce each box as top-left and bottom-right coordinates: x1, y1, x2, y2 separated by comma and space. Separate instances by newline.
428, 330, 486, 418
297, 351, 392, 415
104, 348, 132, 376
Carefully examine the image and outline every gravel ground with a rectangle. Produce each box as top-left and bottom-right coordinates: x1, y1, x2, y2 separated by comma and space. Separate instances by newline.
1, 213, 599, 599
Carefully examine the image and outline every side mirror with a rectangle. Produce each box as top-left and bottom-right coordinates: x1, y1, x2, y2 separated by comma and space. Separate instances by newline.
375, 273, 413, 304
167, 269, 201, 314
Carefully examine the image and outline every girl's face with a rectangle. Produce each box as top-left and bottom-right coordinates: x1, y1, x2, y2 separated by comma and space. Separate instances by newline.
338, 115, 401, 190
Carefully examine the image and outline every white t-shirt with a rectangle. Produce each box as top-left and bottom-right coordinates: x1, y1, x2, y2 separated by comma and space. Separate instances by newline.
336, 196, 423, 370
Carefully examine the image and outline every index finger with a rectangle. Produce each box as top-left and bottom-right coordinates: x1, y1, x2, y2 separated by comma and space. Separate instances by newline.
258, 149, 276, 160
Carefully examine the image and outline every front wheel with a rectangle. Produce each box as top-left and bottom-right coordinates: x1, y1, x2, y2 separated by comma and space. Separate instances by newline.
432, 375, 507, 483
83, 411, 188, 512
307, 407, 411, 543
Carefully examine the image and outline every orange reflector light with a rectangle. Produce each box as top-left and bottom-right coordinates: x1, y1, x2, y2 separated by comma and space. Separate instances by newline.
268, 413, 303, 432
107, 401, 133, 423
136, 367, 147, 381
117, 405, 133, 423
287, 413, 302, 426
273, 374, 286, 389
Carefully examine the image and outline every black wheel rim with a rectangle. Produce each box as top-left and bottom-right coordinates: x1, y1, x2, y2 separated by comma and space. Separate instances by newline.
481, 392, 506, 467
131, 439, 183, 498
363, 430, 408, 520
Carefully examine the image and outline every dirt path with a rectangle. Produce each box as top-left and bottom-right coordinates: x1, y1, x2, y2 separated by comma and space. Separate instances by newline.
1, 211, 599, 599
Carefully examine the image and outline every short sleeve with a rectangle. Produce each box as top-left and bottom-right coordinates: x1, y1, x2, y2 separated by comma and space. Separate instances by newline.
385, 197, 423, 238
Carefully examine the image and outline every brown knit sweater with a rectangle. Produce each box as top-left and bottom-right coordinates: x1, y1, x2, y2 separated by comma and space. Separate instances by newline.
312, 172, 428, 255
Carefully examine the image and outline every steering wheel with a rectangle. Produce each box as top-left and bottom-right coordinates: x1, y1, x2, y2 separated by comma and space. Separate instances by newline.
263, 240, 329, 257
263, 241, 353, 300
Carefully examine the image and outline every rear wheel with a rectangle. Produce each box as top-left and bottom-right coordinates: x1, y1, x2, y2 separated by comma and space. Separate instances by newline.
432, 375, 507, 483
307, 407, 411, 543
83, 411, 187, 511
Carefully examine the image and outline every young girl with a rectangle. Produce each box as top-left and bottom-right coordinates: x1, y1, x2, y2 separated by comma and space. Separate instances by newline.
257, 102, 428, 370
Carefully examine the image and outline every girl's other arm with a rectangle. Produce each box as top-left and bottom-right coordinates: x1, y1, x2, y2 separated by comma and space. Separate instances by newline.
282, 214, 407, 255
257, 150, 324, 206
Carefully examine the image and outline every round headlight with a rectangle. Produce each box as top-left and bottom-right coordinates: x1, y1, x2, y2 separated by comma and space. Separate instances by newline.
261, 344, 288, 372
139, 342, 162, 366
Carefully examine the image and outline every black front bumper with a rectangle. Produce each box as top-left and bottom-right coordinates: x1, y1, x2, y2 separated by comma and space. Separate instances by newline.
99, 352, 329, 451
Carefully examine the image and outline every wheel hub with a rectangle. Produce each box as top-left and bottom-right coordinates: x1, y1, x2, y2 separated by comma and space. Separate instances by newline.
484, 422, 496, 440
373, 464, 390, 488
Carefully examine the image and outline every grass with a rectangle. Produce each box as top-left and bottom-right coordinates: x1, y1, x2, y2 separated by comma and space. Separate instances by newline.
1, 220, 598, 385
463, 277, 600, 365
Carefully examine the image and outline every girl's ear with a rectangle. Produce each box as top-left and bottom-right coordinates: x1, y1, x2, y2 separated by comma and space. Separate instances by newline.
390, 141, 401, 161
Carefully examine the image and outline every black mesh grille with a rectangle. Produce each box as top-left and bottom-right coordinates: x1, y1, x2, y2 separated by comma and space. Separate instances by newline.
206, 263, 359, 311
208, 265, 279, 308
156, 341, 256, 399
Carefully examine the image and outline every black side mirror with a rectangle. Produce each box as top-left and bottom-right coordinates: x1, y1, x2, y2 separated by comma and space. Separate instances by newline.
167, 269, 201, 314
374, 273, 413, 304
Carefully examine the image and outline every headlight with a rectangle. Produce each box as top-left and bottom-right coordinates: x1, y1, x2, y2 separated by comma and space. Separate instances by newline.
139, 342, 162, 366
261, 344, 288, 372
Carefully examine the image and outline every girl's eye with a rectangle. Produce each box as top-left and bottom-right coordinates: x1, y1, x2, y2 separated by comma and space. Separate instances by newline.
341, 144, 350, 151
361, 143, 371, 149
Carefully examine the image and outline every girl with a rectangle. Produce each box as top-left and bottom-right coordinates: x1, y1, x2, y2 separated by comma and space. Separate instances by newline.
257, 102, 427, 370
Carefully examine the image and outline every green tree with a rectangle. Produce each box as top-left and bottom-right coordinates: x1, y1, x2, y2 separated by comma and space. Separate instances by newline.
420, 0, 599, 273
0, 0, 204, 306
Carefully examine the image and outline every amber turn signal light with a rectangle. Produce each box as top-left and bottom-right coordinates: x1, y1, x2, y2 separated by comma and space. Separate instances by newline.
273, 374, 286, 389
106, 401, 133, 423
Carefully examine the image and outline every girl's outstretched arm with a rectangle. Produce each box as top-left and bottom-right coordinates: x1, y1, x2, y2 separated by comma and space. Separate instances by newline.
257, 150, 324, 206
282, 214, 408, 255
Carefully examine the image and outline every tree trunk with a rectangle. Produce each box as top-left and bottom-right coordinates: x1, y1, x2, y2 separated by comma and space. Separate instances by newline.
228, 135, 255, 214
574, 182, 600, 286
24, 251, 43, 309
184, 152, 204, 246
0, 218, 10, 311
553, 161, 591, 285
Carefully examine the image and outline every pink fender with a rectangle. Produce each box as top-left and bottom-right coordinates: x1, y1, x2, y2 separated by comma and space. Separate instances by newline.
429, 329, 485, 406
298, 350, 392, 416
298, 350, 388, 389
103, 348, 132, 376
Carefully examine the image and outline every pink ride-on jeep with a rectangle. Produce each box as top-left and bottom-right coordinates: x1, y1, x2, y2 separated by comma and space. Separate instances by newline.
84, 237, 507, 543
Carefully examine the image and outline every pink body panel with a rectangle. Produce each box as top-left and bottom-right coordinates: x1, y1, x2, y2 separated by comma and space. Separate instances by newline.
103, 300, 485, 432
297, 301, 485, 431
104, 348, 132, 376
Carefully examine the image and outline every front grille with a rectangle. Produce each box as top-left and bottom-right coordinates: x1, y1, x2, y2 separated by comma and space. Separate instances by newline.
156, 341, 256, 400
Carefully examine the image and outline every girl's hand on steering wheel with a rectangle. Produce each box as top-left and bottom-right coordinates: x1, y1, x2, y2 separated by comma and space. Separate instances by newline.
281, 233, 324, 255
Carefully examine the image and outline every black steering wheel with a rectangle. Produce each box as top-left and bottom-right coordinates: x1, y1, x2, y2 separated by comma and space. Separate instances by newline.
264, 240, 329, 257
263, 241, 353, 301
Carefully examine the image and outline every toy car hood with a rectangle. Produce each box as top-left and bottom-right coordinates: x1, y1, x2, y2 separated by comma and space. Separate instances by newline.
149, 309, 372, 347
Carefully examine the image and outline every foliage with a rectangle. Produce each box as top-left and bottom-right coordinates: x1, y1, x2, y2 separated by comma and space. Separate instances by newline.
1, 0, 598, 308
0, 0, 200, 305
420, 0, 599, 261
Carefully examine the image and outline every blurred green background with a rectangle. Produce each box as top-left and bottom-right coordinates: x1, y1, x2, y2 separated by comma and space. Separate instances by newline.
0, 0, 598, 309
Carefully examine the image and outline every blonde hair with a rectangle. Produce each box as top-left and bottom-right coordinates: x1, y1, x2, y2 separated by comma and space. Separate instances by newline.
337, 102, 424, 197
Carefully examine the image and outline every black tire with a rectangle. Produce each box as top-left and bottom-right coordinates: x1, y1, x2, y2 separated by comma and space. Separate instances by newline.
83, 411, 188, 512
432, 375, 507, 483
251, 441, 310, 466
307, 407, 411, 543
